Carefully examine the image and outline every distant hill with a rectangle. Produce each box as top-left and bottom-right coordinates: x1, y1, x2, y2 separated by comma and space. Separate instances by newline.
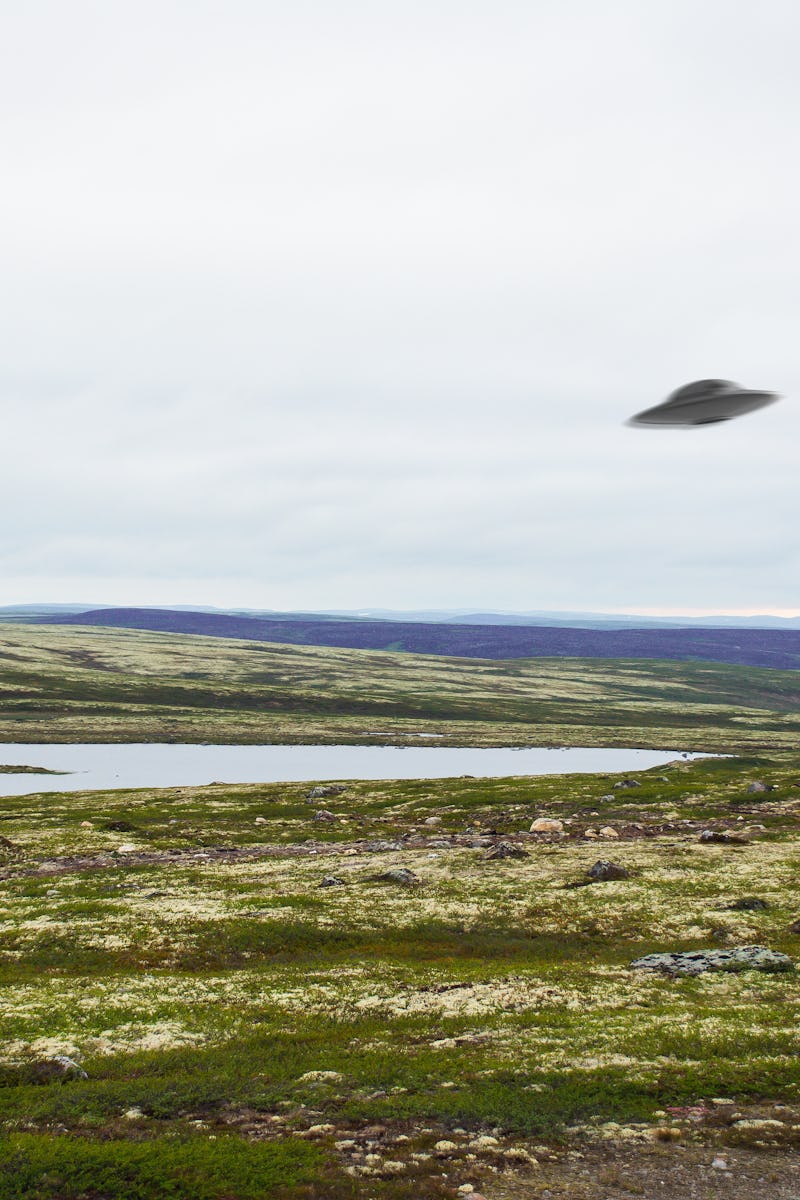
36, 606, 800, 669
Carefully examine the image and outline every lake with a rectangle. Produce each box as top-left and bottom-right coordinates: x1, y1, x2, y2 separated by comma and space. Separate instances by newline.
0, 743, 712, 797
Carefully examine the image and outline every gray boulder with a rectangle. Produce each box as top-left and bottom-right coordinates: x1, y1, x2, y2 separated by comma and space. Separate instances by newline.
630, 945, 794, 977
306, 785, 346, 800
586, 860, 629, 882
484, 841, 529, 860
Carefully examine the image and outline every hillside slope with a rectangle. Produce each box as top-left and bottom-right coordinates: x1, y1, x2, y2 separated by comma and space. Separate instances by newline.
38, 606, 800, 669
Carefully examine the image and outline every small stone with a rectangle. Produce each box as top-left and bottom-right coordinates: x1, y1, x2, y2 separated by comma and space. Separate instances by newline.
79, 821, 93, 828
319, 875, 346, 887
530, 818, 564, 833
254, 817, 268, 825
457, 1186, 475, 1195
424, 816, 442, 826
123, 1106, 144, 1119
484, 841, 529, 860
306, 785, 346, 800
312, 809, 337, 822
711, 1156, 730, 1170
115, 843, 138, 854
598, 826, 619, 838
586, 860, 629, 882
746, 781, 769, 793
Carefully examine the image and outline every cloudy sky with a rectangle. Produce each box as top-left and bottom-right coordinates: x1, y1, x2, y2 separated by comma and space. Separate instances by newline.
2, 1, 799, 614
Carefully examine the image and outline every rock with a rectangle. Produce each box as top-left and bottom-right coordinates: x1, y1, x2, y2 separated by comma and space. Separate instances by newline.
698, 829, 746, 844
371, 868, 422, 887
586, 860, 629, 882
424, 816, 442, 826
599, 794, 615, 801
312, 809, 337, 822
114, 843, 138, 854
484, 841, 529, 860
630, 945, 794, 976
79, 821, 93, 828
746, 781, 769, 793
789, 919, 800, 934
254, 817, 268, 825
363, 840, 403, 852
726, 896, 769, 911
614, 779, 641, 789
319, 875, 346, 887
426, 838, 452, 849
306, 785, 346, 800
31, 1055, 88, 1082
711, 1156, 730, 1170
530, 818, 564, 833
598, 826, 619, 838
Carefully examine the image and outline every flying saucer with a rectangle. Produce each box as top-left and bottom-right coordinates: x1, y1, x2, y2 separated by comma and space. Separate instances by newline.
627, 379, 780, 427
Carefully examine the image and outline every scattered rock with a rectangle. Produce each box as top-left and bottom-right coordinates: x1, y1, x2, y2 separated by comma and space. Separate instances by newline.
312, 810, 337, 822
305, 785, 346, 800
79, 821, 93, 829
371, 868, 422, 887
598, 825, 619, 838
484, 841, 529, 860
698, 829, 747, 845
530, 818, 564, 833
614, 779, 641, 789
711, 1155, 730, 1170
424, 816, 442, 827
745, 781, 770, 793
586, 860, 629, 882
319, 875, 346, 887
363, 840, 403, 853
254, 817, 268, 825
726, 896, 770, 911
630, 945, 794, 976
114, 843, 138, 854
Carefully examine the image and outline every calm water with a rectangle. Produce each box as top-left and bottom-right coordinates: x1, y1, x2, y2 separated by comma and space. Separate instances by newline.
0, 743, 711, 797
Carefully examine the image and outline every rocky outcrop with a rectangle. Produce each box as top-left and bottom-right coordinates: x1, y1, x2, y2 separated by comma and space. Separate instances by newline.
630, 945, 794, 976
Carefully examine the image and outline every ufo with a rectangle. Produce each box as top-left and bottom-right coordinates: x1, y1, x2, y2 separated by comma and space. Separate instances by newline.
627, 379, 780, 427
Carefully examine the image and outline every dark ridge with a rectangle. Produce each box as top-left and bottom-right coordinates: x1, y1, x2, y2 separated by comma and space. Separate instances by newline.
35, 607, 800, 669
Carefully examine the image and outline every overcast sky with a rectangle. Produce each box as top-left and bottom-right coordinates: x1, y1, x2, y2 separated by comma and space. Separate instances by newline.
2, 0, 799, 614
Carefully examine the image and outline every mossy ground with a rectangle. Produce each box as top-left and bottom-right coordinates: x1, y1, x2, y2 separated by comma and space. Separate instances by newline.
1, 622, 800, 751
2, 756, 800, 1197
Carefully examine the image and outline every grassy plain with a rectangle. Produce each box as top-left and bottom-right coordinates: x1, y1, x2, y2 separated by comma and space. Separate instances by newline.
1, 624, 800, 1197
